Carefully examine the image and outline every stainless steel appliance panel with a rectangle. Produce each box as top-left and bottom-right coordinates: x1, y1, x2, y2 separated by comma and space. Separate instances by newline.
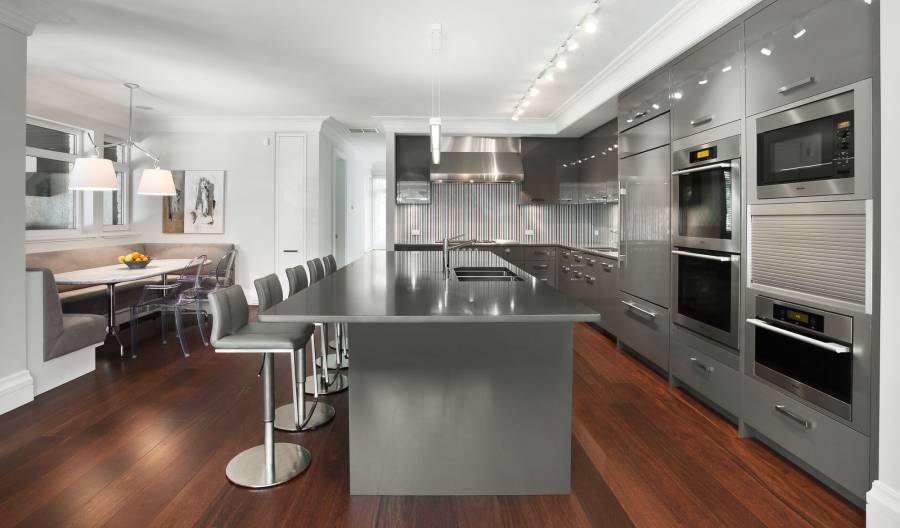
619, 114, 671, 159
671, 25, 743, 140
672, 135, 742, 253
745, 0, 875, 116
619, 144, 671, 308
672, 249, 740, 349
617, 291, 670, 372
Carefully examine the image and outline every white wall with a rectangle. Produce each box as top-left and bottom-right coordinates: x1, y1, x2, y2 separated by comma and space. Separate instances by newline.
133, 122, 322, 296
0, 17, 33, 413
868, 2, 900, 526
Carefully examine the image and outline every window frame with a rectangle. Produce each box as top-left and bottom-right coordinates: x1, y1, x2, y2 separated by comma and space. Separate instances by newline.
24, 117, 83, 240
99, 132, 131, 232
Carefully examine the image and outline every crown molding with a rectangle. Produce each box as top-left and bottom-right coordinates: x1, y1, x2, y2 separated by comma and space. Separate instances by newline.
0, 5, 36, 36
551, 0, 758, 133
374, 115, 558, 136
140, 115, 329, 133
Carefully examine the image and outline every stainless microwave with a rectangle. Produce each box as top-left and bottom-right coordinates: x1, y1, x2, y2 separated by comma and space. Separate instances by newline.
749, 79, 872, 203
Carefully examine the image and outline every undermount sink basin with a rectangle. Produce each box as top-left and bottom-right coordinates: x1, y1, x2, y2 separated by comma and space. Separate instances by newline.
454, 266, 523, 282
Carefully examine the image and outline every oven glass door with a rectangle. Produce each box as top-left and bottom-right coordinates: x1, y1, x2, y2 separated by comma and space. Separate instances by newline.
754, 323, 852, 407
757, 110, 853, 187
674, 250, 738, 347
677, 166, 734, 240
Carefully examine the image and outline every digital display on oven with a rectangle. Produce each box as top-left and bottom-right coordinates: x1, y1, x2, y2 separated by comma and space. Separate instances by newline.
773, 304, 824, 332
690, 146, 717, 163
787, 309, 809, 324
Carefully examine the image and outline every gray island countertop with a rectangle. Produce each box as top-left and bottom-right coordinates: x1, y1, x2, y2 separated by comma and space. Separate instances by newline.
258, 250, 600, 324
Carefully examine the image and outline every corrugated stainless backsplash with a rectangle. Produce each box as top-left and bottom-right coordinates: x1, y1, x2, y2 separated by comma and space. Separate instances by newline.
750, 211, 867, 307
395, 183, 617, 247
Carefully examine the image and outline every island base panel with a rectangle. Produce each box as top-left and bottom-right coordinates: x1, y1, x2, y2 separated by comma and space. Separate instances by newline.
348, 322, 573, 495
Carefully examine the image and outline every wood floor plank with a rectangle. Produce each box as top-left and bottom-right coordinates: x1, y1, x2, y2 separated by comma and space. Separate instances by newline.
0, 322, 864, 528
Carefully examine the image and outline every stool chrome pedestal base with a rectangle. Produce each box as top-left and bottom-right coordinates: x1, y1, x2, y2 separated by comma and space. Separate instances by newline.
316, 352, 349, 370
305, 372, 349, 395
274, 401, 336, 432
225, 443, 311, 488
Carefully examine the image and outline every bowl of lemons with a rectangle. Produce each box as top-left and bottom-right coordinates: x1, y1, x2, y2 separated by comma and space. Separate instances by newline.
118, 251, 152, 269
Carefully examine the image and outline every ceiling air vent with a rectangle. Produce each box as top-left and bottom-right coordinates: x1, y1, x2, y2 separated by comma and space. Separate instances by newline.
348, 127, 380, 134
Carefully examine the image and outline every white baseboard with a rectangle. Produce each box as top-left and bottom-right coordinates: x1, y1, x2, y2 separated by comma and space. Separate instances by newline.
867, 480, 900, 527
29, 343, 98, 396
0, 370, 35, 415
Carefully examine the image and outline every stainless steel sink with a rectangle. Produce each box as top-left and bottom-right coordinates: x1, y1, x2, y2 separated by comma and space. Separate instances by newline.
454, 266, 523, 282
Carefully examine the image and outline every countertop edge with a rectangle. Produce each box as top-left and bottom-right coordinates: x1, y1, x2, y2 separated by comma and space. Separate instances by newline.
258, 314, 602, 324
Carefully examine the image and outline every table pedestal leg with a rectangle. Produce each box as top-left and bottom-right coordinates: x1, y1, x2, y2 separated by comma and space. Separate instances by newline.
106, 284, 124, 357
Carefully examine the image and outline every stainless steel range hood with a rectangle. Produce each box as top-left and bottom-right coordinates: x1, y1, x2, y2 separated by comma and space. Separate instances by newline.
430, 137, 524, 183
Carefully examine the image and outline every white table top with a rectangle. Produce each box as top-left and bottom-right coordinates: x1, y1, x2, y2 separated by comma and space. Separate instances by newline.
54, 259, 208, 286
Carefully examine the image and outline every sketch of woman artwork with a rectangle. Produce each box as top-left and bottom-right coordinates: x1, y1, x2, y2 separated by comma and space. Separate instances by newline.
184, 170, 225, 234
162, 171, 185, 233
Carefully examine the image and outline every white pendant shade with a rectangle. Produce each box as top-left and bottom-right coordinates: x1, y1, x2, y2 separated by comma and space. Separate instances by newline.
429, 116, 442, 164
137, 168, 176, 196
69, 158, 120, 191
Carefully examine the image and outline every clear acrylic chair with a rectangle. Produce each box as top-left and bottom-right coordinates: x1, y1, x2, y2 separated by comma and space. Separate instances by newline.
176, 249, 238, 349
130, 255, 207, 359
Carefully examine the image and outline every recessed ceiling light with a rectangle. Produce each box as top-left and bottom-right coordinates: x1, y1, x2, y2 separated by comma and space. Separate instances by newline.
613, 144, 617, 148
760, 47, 772, 56
607, 147, 613, 151
721, 65, 732, 73
652, 103, 660, 110
584, 17, 598, 34
626, 118, 633, 123
793, 28, 807, 39
698, 79, 708, 85
602, 152, 607, 155
671, 92, 683, 100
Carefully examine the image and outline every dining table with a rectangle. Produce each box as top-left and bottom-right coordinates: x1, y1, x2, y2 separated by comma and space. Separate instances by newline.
54, 258, 209, 357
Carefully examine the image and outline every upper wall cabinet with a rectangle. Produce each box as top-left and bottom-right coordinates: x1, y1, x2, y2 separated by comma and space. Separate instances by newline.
671, 26, 743, 140
618, 69, 671, 132
395, 135, 431, 204
745, 0, 875, 117
520, 138, 579, 203
579, 120, 619, 203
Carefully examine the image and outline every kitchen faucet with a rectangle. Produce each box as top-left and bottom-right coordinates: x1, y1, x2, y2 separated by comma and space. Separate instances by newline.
442, 234, 477, 274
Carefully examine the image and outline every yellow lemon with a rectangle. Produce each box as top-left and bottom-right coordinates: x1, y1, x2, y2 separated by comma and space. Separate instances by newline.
117, 255, 125, 263
124, 255, 133, 263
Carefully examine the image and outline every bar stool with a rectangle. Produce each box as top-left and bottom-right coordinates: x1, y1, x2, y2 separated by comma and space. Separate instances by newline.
303, 259, 349, 395
254, 274, 335, 432
208, 285, 310, 488
323, 254, 349, 370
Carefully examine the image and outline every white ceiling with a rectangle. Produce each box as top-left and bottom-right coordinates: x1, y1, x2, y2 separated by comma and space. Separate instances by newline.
8, 0, 683, 131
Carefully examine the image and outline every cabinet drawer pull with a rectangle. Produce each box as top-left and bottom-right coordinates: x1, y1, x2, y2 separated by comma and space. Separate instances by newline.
689, 357, 713, 373
621, 300, 658, 318
747, 319, 850, 354
775, 405, 813, 429
690, 115, 714, 126
282, 249, 299, 253
777, 76, 815, 95
532, 264, 549, 270
633, 111, 647, 119
586, 276, 595, 285
601, 263, 614, 271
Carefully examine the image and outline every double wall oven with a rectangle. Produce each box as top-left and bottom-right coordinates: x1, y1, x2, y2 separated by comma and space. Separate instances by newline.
671, 135, 741, 349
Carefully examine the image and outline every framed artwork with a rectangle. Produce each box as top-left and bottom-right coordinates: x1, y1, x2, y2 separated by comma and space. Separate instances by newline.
161, 170, 225, 234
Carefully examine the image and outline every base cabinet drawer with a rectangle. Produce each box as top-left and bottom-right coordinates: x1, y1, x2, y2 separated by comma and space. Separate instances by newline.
523, 246, 556, 261
524, 262, 556, 288
742, 377, 870, 500
489, 246, 523, 264
617, 292, 669, 372
670, 328, 740, 418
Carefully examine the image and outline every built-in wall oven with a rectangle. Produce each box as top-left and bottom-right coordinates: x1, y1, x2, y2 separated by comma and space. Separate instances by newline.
747, 295, 867, 424
672, 135, 741, 253
749, 79, 872, 201
671, 134, 741, 349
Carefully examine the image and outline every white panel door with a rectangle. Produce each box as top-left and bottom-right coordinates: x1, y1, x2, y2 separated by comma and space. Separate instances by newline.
276, 134, 307, 292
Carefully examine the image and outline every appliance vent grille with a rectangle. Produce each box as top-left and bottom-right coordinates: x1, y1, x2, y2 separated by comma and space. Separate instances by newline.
750, 213, 866, 306
348, 127, 380, 134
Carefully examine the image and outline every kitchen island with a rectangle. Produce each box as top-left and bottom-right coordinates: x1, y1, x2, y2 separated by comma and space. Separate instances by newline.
259, 250, 599, 495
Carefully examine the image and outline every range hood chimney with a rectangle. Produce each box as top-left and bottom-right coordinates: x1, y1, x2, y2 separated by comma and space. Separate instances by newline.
429, 136, 524, 183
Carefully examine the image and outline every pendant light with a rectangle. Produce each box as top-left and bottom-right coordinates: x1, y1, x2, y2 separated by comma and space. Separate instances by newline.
430, 23, 442, 165
75, 83, 175, 196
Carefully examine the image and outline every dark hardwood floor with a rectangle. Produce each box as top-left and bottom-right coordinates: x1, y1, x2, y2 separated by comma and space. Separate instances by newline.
0, 320, 864, 527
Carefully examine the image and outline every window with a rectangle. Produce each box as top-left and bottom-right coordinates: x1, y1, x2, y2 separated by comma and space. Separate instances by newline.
102, 135, 128, 227
25, 122, 78, 231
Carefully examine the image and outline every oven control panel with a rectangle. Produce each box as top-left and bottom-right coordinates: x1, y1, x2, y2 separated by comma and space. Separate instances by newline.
834, 113, 854, 174
772, 303, 824, 333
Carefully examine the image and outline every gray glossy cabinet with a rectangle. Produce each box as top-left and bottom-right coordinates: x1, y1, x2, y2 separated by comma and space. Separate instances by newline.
578, 120, 619, 203
670, 325, 740, 419
617, 291, 670, 372
671, 26, 743, 139
589, 255, 620, 336
520, 138, 579, 203
395, 135, 431, 204
618, 123, 671, 308
618, 113, 670, 159
745, 0, 875, 116
742, 376, 870, 501
618, 69, 671, 132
